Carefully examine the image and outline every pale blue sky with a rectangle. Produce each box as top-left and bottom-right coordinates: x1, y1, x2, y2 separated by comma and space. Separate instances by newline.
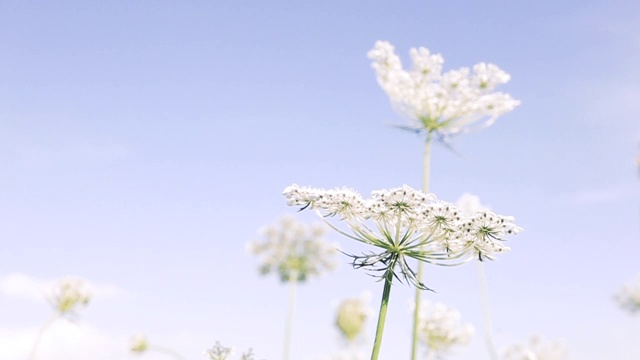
1, 1, 640, 359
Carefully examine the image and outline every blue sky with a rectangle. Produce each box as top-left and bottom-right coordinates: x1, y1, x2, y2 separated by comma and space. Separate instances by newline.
1, 1, 640, 359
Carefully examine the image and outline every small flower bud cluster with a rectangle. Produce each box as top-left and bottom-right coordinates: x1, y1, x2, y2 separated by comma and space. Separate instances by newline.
247, 215, 339, 283
417, 301, 474, 354
50, 277, 92, 319
130, 334, 150, 353
283, 184, 521, 269
368, 40, 520, 137
615, 274, 640, 314
335, 293, 372, 342
204, 342, 255, 360
502, 336, 568, 360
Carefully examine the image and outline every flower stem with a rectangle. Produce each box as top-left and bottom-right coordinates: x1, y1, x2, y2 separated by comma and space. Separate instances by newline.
28, 314, 58, 360
284, 276, 297, 360
411, 132, 433, 360
477, 261, 498, 360
371, 270, 394, 360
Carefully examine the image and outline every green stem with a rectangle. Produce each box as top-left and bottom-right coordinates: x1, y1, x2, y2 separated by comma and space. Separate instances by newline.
283, 277, 297, 360
477, 261, 498, 360
411, 133, 433, 360
371, 270, 394, 360
151, 345, 187, 360
28, 314, 58, 360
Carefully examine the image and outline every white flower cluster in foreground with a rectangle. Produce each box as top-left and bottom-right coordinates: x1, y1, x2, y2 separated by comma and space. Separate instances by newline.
247, 215, 339, 283
49, 277, 92, 319
283, 184, 521, 289
502, 336, 568, 360
417, 301, 474, 354
615, 274, 640, 313
368, 41, 519, 137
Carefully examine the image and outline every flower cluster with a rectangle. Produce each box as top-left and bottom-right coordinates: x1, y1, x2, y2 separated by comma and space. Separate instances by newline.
247, 215, 339, 283
49, 277, 92, 319
502, 336, 568, 360
368, 41, 520, 137
416, 301, 474, 354
335, 293, 372, 342
130, 334, 150, 353
615, 274, 640, 313
204, 342, 255, 360
283, 184, 522, 289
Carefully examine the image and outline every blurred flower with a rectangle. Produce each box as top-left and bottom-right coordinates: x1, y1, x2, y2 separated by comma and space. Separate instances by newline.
368, 40, 519, 138
456, 193, 488, 217
336, 293, 372, 342
502, 336, 568, 360
48, 277, 92, 319
615, 274, 640, 313
416, 301, 474, 355
248, 215, 339, 283
283, 184, 522, 289
204, 342, 255, 360
130, 334, 149, 353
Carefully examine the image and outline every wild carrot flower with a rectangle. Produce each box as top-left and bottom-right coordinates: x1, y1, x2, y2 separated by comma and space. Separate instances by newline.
502, 336, 568, 360
247, 215, 339, 283
283, 184, 521, 289
204, 342, 255, 360
416, 301, 474, 356
48, 277, 92, 320
615, 274, 640, 313
368, 40, 519, 138
336, 293, 372, 342
130, 334, 150, 353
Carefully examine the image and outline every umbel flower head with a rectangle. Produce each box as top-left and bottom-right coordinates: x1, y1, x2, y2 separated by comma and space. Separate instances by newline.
48, 277, 92, 320
247, 215, 339, 283
204, 341, 255, 360
130, 334, 150, 353
416, 301, 474, 355
502, 336, 568, 360
368, 40, 520, 138
335, 293, 372, 342
615, 274, 640, 313
283, 184, 522, 289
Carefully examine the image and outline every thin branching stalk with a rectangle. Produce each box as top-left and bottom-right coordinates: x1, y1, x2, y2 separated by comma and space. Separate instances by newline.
371, 269, 394, 360
28, 314, 58, 360
411, 132, 433, 360
284, 273, 297, 360
477, 261, 498, 360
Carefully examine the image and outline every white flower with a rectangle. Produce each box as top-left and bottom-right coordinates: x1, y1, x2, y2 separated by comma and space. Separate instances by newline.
48, 277, 92, 319
455, 193, 488, 217
335, 293, 373, 342
615, 274, 640, 313
204, 342, 255, 360
502, 336, 568, 360
283, 184, 522, 289
247, 215, 339, 283
368, 40, 520, 137
130, 334, 149, 353
416, 301, 474, 354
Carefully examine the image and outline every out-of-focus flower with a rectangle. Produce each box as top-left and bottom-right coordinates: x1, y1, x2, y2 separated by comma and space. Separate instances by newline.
48, 277, 92, 319
502, 336, 568, 360
368, 41, 519, 138
283, 184, 522, 289
204, 342, 255, 360
456, 193, 488, 217
615, 274, 640, 313
416, 301, 474, 354
336, 293, 372, 342
130, 334, 149, 353
247, 215, 339, 283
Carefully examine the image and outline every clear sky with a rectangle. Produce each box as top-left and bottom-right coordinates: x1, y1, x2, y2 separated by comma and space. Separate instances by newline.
1, 1, 640, 359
